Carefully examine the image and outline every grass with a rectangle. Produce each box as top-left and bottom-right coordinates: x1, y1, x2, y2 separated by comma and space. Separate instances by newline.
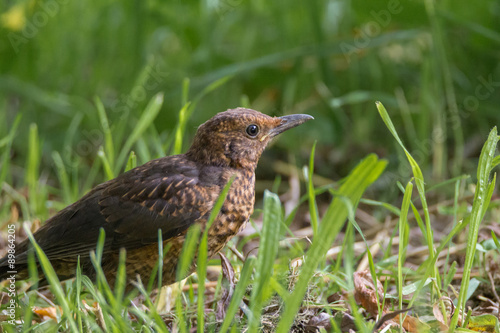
1, 0, 500, 331
0, 99, 499, 332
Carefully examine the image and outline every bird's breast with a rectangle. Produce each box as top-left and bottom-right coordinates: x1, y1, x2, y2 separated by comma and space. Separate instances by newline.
206, 169, 255, 255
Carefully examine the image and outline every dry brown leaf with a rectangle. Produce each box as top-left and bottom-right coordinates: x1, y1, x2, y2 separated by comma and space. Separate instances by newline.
327, 292, 343, 304
353, 270, 429, 332
340, 313, 357, 332
373, 307, 412, 331
353, 270, 385, 316
81, 300, 107, 330
32, 306, 61, 321
9, 204, 19, 224
305, 312, 332, 332
400, 314, 429, 332
432, 296, 454, 331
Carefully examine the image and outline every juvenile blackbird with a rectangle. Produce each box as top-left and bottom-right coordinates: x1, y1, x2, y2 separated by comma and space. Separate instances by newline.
0, 108, 312, 289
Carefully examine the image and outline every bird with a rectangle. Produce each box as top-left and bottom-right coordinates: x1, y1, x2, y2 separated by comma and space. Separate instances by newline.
0, 108, 313, 290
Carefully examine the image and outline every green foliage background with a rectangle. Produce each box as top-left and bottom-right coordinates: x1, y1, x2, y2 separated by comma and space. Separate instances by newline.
1, 0, 499, 212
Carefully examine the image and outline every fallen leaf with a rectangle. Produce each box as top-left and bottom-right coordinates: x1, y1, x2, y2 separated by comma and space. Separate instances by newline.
353, 270, 385, 316
432, 296, 454, 331
373, 307, 413, 331
305, 312, 332, 332
32, 306, 61, 321
327, 292, 342, 304
339, 312, 357, 332
353, 270, 428, 332
468, 314, 500, 333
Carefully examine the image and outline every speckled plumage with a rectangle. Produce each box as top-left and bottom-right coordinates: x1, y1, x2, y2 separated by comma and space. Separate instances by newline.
0, 108, 312, 289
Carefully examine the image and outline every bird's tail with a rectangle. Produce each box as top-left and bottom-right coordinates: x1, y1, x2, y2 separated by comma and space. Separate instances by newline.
0, 255, 30, 283
0, 257, 13, 282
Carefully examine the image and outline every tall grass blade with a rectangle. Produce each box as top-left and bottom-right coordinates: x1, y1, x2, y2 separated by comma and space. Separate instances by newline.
219, 258, 256, 333
173, 76, 232, 155
125, 151, 137, 171
248, 190, 282, 333
173, 102, 191, 155
52, 151, 74, 204
398, 181, 413, 328
307, 141, 319, 236
114, 248, 127, 307
492, 232, 500, 254
94, 96, 115, 167
0, 114, 21, 187
115, 93, 164, 173
424, 0, 464, 176
97, 147, 114, 180
376, 102, 438, 283
276, 154, 387, 332
26, 123, 40, 214
449, 127, 498, 331
74, 256, 83, 332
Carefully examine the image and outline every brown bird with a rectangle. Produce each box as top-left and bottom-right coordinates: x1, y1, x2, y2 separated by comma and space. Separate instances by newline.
0, 108, 312, 289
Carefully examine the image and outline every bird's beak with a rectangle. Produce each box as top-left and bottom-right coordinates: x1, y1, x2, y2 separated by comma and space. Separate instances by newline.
266, 114, 314, 139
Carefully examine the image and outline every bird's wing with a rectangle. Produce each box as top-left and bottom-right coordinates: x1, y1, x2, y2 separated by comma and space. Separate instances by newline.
22, 159, 221, 262
99, 171, 219, 250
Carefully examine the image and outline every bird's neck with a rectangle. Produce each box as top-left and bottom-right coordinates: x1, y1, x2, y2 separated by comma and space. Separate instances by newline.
186, 146, 258, 171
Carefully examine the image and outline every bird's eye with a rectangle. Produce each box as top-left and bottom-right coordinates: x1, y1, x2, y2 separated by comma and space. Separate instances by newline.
246, 124, 260, 137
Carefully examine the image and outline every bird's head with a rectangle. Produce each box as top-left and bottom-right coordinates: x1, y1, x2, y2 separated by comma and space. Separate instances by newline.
186, 108, 313, 170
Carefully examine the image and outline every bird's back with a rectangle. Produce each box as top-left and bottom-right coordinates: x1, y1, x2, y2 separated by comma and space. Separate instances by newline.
0, 154, 250, 285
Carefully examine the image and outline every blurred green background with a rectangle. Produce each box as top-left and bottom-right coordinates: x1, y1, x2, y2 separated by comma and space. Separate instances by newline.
1, 0, 499, 209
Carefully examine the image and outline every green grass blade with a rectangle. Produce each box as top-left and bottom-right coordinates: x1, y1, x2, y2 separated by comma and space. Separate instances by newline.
492, 156, 500, 169
376, 102, 438, 286
97, 146, 114, 180
182, 78, 190, 106
114, 248, 127, 307
94, 96, 115, 167
173, 76, 232, 156
176, 224, 201, 282
359, 198, 401, 216
90, 229, 114, 297
74, 256, 83, 333
131, 282, 170, 331
450, 127, 498, 330
171, 78, 191, 155
398, 181, 413, 327
407, 219, 464, 307
219, 258, 256, 333
307, 141, 319, 236
424, 0, 464, 176
23, 225, 79, 332
492, 231, 500, 254
23, 249, 38, 331
276, 154, 387, 332
1, 183, 30, 223
52, 151, 74, 204
125, 151, 137, 171
0, 114, 21, 186
115, 93, 164, 173
173, 102, 191, 155
248, 190, 282, 333
26, 123, 40, 214
154, 230, 164, 294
